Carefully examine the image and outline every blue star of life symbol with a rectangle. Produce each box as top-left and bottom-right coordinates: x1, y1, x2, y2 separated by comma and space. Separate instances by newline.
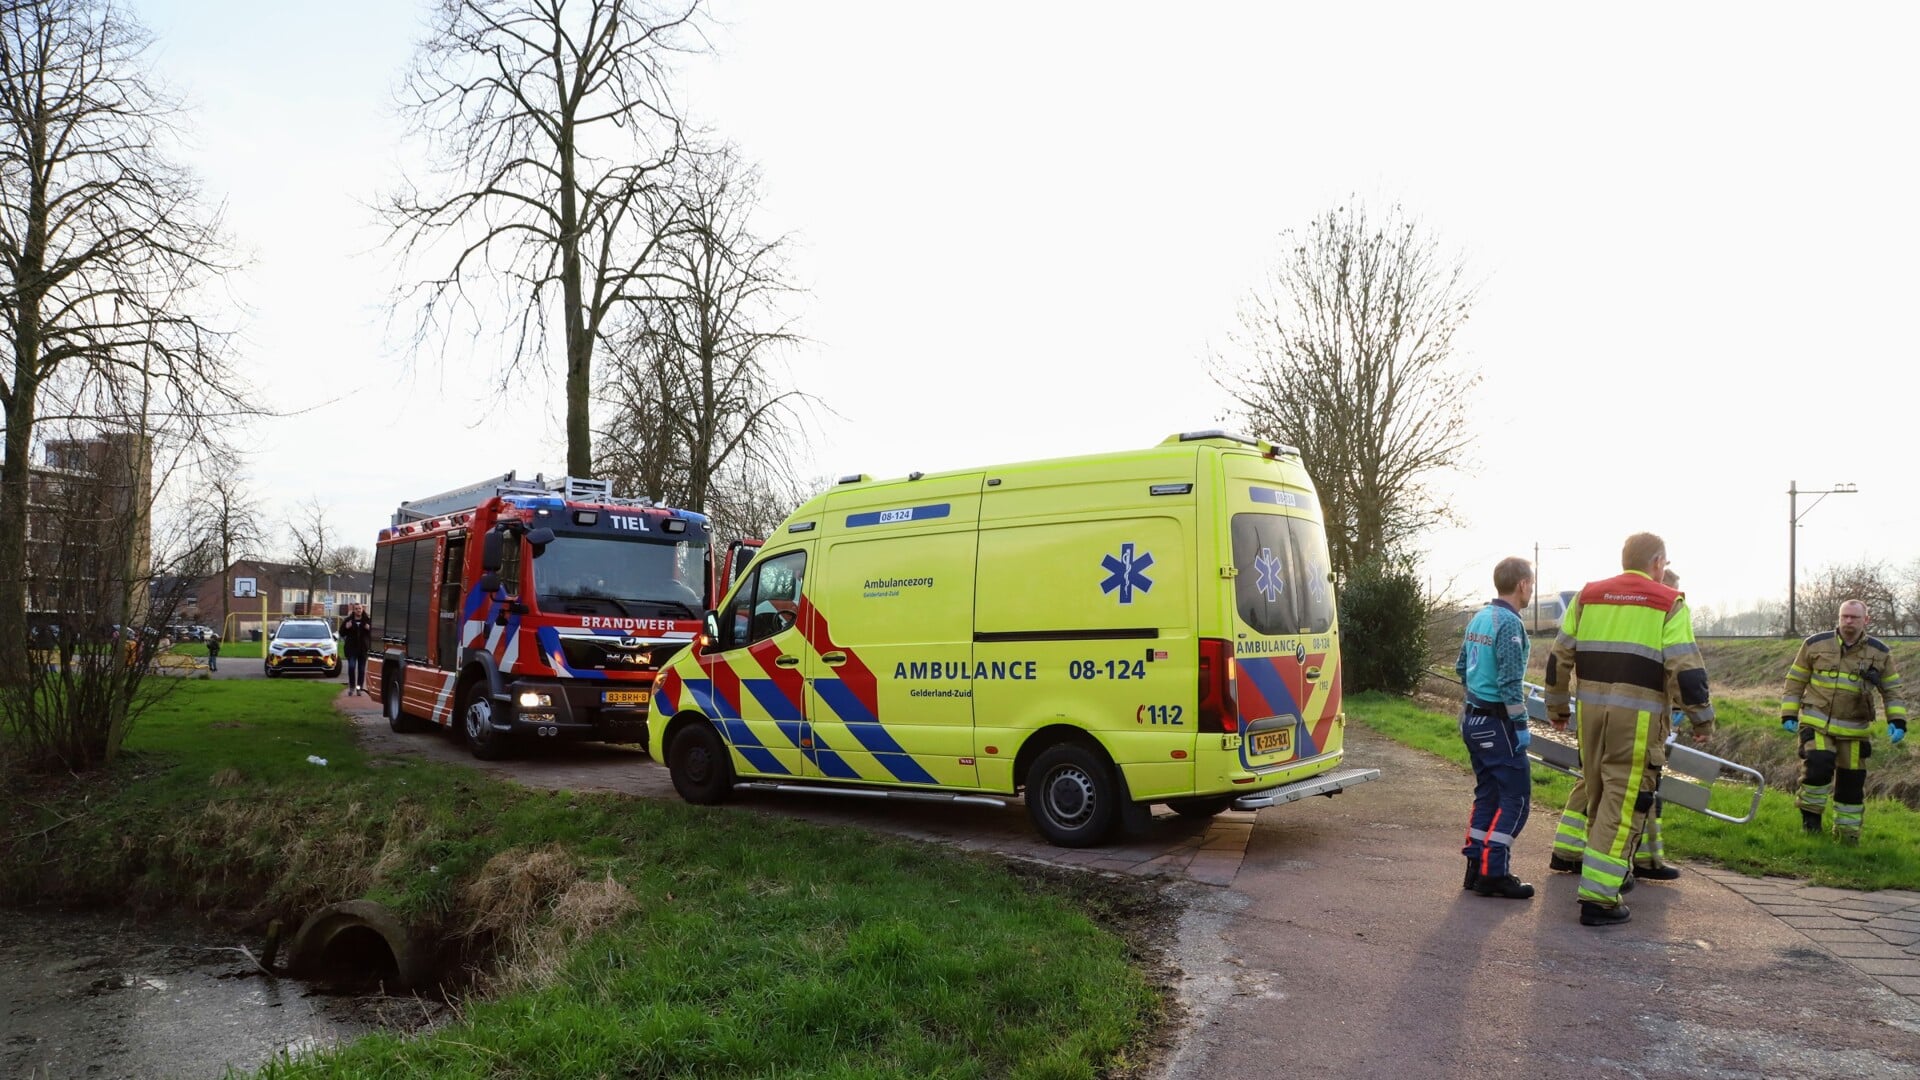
1253, 547, 1284, 603
1305, 561, 1327, 605
1100, 543, 1155, 604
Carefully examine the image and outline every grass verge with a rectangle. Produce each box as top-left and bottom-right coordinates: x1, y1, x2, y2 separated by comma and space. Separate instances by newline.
2, 682, 1162, 1079
1350, 691, 1920, 890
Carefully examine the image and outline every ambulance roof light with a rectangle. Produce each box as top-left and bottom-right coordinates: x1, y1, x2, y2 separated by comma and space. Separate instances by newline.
1174, 429, 1258, 446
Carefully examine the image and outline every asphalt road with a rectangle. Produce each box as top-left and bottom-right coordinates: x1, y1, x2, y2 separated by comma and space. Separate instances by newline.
1159, 728, 1920, 1080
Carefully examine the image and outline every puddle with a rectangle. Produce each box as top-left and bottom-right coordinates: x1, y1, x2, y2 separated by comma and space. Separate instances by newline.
1, 908, 444, 1078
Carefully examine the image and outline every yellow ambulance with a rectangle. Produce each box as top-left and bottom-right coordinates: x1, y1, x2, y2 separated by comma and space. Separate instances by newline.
646, 431, 1379, 846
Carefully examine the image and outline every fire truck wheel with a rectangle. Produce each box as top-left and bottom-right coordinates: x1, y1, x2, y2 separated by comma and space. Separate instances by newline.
1166, 796, 1236, 820
667, 722, 732, 805
461, 682, 511, 761
1025, 742, 1119, 847
386, 676, 424, 733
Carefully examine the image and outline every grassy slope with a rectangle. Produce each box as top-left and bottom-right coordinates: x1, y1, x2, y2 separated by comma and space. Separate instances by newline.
2, 683, 1157, 1080
1352, 691, 1920, 890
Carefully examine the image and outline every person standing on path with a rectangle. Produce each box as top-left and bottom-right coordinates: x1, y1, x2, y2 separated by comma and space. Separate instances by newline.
205, 631, 220, 673
340, 603, 373, 695
1455, 556, 1537, 899
1781, 599, 1907, 844
1544, 532, 1715, 927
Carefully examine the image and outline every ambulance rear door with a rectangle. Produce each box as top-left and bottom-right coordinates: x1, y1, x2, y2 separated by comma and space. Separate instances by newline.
1219, 455, 1341, 771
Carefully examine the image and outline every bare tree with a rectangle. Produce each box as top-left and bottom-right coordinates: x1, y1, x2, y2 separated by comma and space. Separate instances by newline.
1798, 559, 1901, 637
0, 0, 240, 674
191, 468, 266, 633
1212, 201, 1479, 575
700, 461, 819, 544
387, 0, 704, 476
593, 144, 813, 513
330, 544, 371, 574
285, 496, 339, 616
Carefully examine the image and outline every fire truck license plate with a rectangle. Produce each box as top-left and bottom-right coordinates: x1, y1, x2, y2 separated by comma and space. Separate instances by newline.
1253, 728, 1292, 756
602, 690, 650, 705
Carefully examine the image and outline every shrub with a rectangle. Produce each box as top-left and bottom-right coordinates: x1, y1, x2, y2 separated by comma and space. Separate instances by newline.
1339, 557, 1428, 694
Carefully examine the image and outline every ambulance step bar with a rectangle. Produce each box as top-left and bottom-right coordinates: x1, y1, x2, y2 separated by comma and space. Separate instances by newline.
1232, 767, 1381, 810
733, 781, 1008, 808
1522, 683, 1767, 826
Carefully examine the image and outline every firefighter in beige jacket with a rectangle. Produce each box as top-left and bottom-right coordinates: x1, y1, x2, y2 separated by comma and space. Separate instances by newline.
1781, 600, 1907, 843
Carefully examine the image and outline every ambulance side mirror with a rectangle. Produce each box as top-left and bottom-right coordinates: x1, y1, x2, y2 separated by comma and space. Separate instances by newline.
702, 610, 720, 652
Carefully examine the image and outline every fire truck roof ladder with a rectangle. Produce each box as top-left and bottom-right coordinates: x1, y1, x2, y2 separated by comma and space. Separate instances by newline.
393, 471, 555, 525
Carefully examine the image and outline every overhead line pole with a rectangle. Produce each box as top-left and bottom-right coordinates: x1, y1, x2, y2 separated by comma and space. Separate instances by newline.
1787, 480, 1858, 637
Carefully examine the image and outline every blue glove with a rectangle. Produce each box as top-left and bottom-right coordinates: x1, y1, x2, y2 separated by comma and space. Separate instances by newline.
1782, 716, 1798, 733
1514, 724, 1531, 749
1892, 724, 1907, 746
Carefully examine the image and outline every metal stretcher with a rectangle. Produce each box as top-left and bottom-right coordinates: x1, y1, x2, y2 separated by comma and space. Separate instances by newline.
1522, 682, 1766, 825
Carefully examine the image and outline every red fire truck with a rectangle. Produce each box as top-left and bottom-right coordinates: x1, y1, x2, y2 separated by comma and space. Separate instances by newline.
370, 473, 757, 759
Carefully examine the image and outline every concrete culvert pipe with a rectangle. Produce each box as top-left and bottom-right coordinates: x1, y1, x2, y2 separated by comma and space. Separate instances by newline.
285, 900, 436, 990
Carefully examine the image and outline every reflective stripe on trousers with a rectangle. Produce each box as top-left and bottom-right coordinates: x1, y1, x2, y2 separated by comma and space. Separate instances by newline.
1576, 703, 1653, 908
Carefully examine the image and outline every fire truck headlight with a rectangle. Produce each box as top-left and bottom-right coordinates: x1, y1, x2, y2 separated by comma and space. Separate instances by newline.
518, 691, 552, 708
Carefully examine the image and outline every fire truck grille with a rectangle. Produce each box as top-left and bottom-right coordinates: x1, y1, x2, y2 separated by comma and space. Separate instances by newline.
559, 638, 689, 673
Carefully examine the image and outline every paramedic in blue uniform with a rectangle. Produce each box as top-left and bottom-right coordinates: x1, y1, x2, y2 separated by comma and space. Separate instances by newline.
1456, 556, 1537, 899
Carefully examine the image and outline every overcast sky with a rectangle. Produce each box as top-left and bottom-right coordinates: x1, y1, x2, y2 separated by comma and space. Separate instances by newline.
126, 0, 1917, 621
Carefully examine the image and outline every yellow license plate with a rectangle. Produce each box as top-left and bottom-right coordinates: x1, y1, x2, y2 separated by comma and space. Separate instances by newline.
1252, 727, 1292, 756
602, 690, 650, 705
292, 657, 312, 664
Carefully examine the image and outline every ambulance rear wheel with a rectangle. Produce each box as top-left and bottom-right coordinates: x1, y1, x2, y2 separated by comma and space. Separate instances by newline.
1025, 743, 1118, 847
1167, 795, 1235, 820
668, 722, 732, 805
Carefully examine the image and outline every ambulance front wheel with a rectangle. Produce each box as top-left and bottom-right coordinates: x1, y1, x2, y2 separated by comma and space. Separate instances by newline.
1025, 743, 1119, 847
668, 721, 733, 805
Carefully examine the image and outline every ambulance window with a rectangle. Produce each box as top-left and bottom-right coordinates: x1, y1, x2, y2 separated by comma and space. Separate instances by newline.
725, 549, 805, 648
1230, 514, 1335, 636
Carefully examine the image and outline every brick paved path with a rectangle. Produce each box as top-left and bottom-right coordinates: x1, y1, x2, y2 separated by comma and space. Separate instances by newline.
1698, 866, 1920, 1001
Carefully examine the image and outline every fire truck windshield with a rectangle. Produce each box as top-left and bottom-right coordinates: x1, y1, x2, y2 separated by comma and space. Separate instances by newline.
532, 534, 709, 617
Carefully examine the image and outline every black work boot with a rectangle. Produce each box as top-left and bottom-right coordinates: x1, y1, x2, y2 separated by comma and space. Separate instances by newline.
1633, 864, 1682, 882
1548, 853, 1582, 873
1620, 873, 1635, 894
1473, 874, 1536, 899
1463, 861, 1479, 891
1579, 901, 1631, 926
1801, 810, 1824, 835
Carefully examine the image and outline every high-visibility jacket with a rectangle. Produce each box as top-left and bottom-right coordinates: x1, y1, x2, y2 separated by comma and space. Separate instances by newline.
1782, 630, 1906, 737
1543, 570, 1715, 733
